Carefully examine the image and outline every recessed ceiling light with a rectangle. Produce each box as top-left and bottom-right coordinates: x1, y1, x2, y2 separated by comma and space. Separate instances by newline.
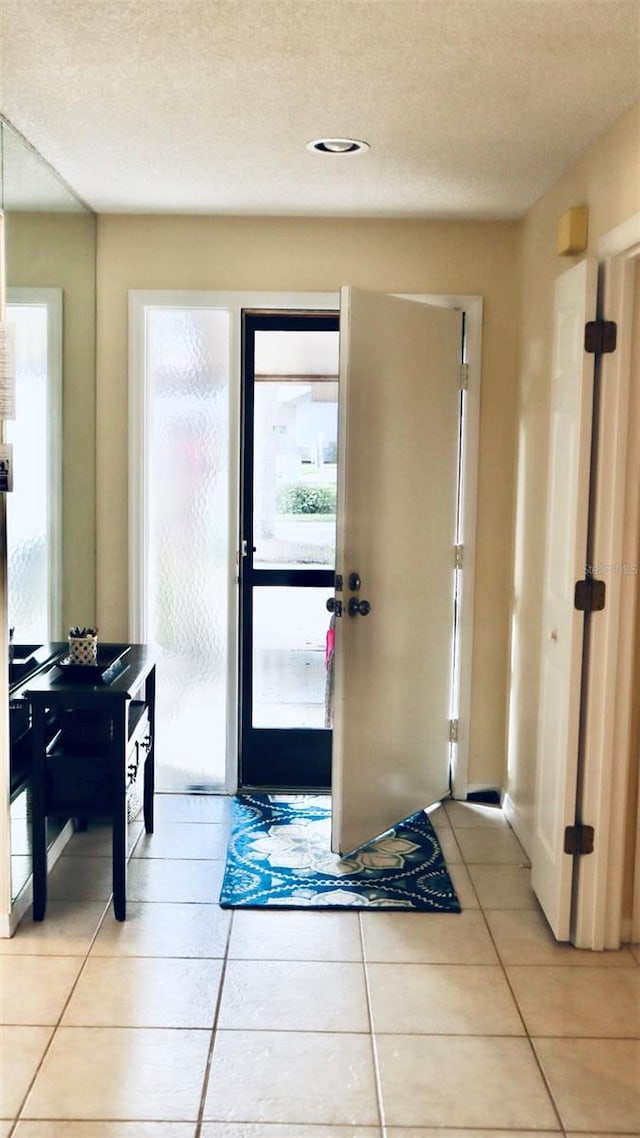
306, 138, 370, 155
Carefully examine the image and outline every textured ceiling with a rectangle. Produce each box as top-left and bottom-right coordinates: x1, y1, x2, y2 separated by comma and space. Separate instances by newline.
1, 0, 639, 217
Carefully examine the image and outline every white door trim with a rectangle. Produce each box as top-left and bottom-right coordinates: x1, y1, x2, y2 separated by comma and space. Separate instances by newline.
128, 289, 481, 797
574, 213, 640, 948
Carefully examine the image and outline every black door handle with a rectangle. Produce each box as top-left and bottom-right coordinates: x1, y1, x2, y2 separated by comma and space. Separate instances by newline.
347, 597, 371, 617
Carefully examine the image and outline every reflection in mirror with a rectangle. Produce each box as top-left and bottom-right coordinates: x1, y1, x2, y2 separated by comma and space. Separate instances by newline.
2, 123, 87, 212
6, 291, 62, 641
1, 118, 97, 908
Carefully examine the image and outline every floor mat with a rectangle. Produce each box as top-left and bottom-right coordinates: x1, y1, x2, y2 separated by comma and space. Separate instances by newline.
220, 793, 461, 911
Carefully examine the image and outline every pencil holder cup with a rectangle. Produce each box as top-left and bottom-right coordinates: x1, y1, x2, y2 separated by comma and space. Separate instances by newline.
68, 628, 98, 666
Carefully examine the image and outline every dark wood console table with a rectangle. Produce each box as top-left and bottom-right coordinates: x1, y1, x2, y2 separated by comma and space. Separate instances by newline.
25, 644, 156, 921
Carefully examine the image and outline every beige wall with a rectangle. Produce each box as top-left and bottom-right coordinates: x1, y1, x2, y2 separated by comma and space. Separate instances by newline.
96, 215, 520, 787
507, 102, 640, 841
5, 211, 97, 631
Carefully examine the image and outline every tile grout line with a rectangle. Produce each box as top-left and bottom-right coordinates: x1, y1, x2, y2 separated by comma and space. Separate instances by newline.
358, 910, 386, 1138
8, 796, 637, 1132
9, 891, 113, 1129
473, 829, 566, 1134
193, 901, 236, 1137
7, 819, 148, 1131
4, 801, 211, 1132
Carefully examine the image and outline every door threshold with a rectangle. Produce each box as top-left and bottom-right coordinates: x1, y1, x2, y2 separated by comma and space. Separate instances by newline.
237, 784, 331, 795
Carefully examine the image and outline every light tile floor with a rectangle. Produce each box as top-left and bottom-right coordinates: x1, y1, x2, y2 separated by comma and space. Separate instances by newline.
1, 796, 639, 1137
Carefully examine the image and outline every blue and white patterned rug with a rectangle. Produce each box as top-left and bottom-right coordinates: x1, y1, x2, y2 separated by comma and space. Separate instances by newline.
219, 794, 461, 911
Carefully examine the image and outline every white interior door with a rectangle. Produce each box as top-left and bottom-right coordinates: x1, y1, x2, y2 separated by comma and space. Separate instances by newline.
532, 259, 597, 940
331, 287, 461, 855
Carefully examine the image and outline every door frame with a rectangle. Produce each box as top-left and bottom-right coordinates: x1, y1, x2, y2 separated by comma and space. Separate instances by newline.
574, 213, 640, 948
238, 309, 339, 790
128, 289, 482, 797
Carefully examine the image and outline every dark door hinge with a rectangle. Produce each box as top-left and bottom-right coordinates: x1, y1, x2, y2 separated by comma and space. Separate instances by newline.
564, 824, 595, 856
575, 577, 606, 613
584, 320, 617, 355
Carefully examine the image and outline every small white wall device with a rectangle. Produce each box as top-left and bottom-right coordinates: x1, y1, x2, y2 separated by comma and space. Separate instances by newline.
0, 444, 13, 492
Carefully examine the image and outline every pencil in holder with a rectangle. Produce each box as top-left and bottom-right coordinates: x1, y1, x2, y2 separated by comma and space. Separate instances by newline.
68, 627, 98, 666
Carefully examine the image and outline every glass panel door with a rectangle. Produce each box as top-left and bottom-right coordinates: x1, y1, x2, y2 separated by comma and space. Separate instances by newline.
252, 586, 334, 727
240, 313, 339, 788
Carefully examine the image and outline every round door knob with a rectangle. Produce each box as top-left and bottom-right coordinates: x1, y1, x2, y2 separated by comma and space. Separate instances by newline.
326, 597, 343, 616
348, 597, 371, 617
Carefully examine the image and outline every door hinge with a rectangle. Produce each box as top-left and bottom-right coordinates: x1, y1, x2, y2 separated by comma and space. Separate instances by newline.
454, 544, 464, 570
564, 823, 595, 856
459, 363, 469, 390
584, 320, 617, 355
574, 577, 606, 613
449, 718, 459, 744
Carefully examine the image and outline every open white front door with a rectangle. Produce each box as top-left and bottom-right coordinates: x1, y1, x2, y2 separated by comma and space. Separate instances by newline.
331, 287, 461, 855
532, 259, 597, 940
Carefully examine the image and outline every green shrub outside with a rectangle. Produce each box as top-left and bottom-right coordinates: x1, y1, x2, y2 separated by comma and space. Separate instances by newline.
277, 484, 336, 515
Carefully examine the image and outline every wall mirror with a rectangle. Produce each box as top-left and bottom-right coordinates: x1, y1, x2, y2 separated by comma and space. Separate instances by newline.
1, 118, 97, 907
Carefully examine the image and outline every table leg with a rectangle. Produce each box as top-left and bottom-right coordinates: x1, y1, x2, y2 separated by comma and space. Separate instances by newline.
143, 666, 155, 834
31, 706, 48, 921
112, 706, 127, 921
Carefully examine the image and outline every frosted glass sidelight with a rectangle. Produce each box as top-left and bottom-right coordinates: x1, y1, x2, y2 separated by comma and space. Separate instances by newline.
146, 308, 230, 791
252, 587, 334, 728
6, 305, 49, 642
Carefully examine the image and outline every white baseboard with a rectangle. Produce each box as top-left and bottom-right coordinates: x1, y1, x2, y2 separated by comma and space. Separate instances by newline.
8, 877, 33, 936
2, 819, 74, 938
620, 916, 635, 946
502, 792, 534, 861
